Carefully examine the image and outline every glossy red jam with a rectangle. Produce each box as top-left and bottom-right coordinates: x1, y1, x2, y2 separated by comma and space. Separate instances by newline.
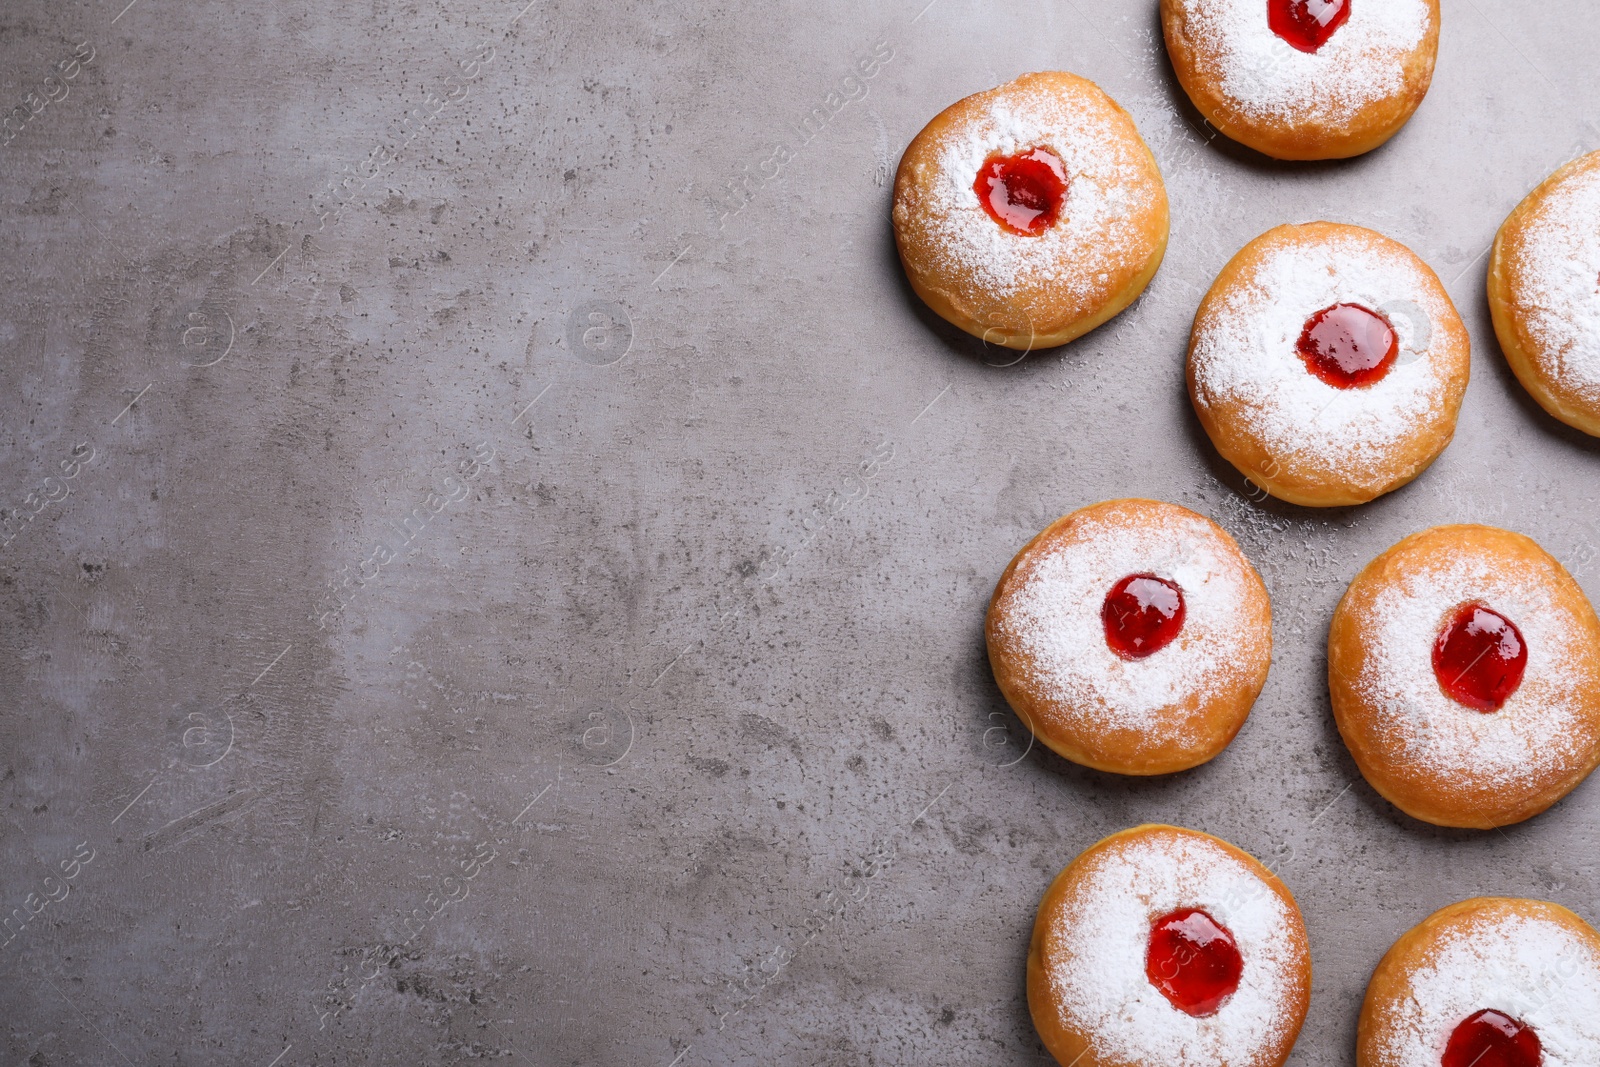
1103, 575, 1186, 660
1433, 604, 1528, 712
1146, 909, 1244, 1017
1268, 0, 1351, 53
1298, 303, 1400, 388
973, 148, 1068, 236
1442, 1010, 1542, 1067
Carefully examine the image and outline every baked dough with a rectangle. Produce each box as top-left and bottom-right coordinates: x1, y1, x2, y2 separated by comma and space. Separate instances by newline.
1328, 525, 1600, 828
1161, 0, 1441, 160
1357, 897, 1600, 1067
1187, 222, 1470, 507
986, 499, 1271, 775
1489, 149, 1600, 436
1029, 824, 1311, 1067
892, 71, 1169, 351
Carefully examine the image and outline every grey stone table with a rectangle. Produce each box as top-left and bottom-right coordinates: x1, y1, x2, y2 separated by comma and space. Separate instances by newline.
2, 0, 1598, 1063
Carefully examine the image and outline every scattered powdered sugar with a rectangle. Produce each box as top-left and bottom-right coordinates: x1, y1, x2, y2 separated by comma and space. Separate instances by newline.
1375, 910, 1600, 1067
995, 504, 1254, 744
1174, 0, 1430, 125
1507, 156, 1600, 403
1353, 548, 1599, 793
917, 77, 1163, 302
1045, 830, 1301, 1067
1190, 229, 1460, 493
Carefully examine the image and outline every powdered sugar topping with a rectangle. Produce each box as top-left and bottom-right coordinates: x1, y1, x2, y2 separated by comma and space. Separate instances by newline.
1507, 155, 1600, 403
913, 76, 1163, 304
995, 505, 1255, 742
1044, 830, 1302, 1067
1375, 908, 1600, 1067
1353, 547, 1598, 793
1190, 229, 1461, 493
1174, 0, 1431, 124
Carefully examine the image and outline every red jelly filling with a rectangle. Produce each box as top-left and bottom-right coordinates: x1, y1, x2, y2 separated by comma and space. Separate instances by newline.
1442, 1010, 1542, 1067
1103, 575, 1186, 660
973, 148, 1068, 236
1433, 604, 1528, 712
1268, 0, 1351, 53
1146, 909, 1244, 1017
1298, 303, 1400, 388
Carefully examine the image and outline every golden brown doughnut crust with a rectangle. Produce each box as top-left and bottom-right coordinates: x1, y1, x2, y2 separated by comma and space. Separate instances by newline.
1187, 222, 1471, 508
986, 500, 1272, 776
892, 71, 1169, 351
1489, 150, 1600, 437
1029, 825, 1312, 1067
1328, 525, 1600, 828
1357, 897, 1600, 1067
1161, 0, 1440, 160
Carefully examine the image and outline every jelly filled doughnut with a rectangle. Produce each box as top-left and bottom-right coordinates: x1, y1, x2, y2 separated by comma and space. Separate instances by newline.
1188, 222, 1470, 508
1358, 897, 1600, 1067
1161, 0, 1440, 160
986, 499, 1271, 776
1489, 150, 1600, 436
1328, 525, 1600, 829
892, 71, 1169, 351
1029, 825, 1312, 1067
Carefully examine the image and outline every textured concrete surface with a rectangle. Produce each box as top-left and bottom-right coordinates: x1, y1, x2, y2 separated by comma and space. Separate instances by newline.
2, 1, 1599, 1064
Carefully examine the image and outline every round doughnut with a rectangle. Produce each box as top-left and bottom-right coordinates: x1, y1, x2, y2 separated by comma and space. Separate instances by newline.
1161, 0, 1440, 160
986, 499, 1272, 776
1029, 824, 1311, 1067
1328, 525, 1600, 829
1489, 150, 1600, 436
1357, 897, 1600, 1067
1187, 222, 1470, 508
892, 71, 1169, 351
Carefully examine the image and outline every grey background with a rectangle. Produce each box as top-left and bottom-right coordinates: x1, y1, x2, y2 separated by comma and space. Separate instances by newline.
2, 0, 1598, 1064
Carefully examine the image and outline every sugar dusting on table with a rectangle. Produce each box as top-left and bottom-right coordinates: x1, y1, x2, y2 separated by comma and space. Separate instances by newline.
996, 503, 1254, 746
1508, 154, 1600, 403
1045, 830, 1301, 1067
1175, 0, 1430, 125
1375, 909, 1600, 1067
